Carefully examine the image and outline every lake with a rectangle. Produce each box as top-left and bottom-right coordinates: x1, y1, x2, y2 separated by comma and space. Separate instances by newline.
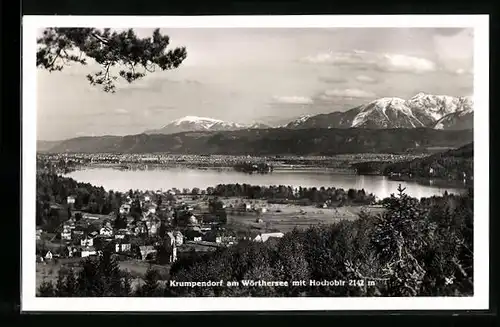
64, 167, 466, 200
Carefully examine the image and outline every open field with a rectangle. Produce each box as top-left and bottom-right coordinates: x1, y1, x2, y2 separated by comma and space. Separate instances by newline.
221, 197, 384, 233
175, 195, 385, 233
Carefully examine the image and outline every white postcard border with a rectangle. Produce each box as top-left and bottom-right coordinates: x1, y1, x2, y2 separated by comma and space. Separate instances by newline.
22, 15, 489, 312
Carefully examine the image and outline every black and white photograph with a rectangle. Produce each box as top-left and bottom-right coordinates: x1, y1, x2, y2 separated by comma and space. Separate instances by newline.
22, 15, 489, 311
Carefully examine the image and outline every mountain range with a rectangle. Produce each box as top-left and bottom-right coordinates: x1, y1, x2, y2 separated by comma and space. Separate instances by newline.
145, 116, 271, 135
38, 93, 474, 154
284, 93, 473, 130
44, 128, 473, 155
141, 93, 472, 135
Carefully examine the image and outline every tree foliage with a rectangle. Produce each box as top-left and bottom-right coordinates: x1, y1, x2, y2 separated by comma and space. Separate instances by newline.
353, 143, 473, 182
210, 183, 375, 207
36, 172, 122, 232
37, 28, 187, 92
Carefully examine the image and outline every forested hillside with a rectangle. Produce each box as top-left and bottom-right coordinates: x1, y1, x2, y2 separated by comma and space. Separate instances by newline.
45, 128, 473, 155
352, 143, 473, 181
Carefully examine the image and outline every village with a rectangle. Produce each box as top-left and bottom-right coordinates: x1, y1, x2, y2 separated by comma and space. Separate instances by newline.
36, 188, 286, 270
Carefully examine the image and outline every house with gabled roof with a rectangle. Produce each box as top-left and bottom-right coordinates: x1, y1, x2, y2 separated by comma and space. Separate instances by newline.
45, 250, 53, 260
253, 232, 284, 243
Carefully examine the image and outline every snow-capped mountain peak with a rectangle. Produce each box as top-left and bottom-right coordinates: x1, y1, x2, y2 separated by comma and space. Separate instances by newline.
368, 97, 408, 114
352, 97, 421, 128
283, 93, 473, 131
283, 115, 312, 128
145, 116, 249, 135
406, 93, 473, 121
173, 116, 224, 126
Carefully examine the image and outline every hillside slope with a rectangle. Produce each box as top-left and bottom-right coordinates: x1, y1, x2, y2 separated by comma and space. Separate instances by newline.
47, 128, 473, 156
352, 143, 473, 181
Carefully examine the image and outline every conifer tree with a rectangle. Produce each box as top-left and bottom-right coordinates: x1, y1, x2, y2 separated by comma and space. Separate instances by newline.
38, 280, 55, 297
372, 185, 431, 296
37, 28, 187, 93
55, 271, 66, 297
98, 250, 123, 296
77, 257, 104, 296
140, 268, 161, 297
64, 269, 79, 296
121, 271, 133, 297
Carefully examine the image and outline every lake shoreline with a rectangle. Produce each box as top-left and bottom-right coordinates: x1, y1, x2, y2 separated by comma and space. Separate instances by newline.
62, 166, 467, 200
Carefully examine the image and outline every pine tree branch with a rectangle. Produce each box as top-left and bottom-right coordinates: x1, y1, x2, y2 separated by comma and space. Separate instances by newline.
91, 33, 109, 45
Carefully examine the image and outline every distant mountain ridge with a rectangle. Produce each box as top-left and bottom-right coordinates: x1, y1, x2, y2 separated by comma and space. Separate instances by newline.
142, 93, 472, 135
285, 93, 473, 130
44, 128, 473, 155
37, 140, 63, 152
145, 116, 271, 135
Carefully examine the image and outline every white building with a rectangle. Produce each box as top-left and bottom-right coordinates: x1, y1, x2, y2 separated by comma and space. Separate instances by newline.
81, 247, 96, 258
115, 243, 131, 253
61, 227, 72, 241
119, 204, 131, 215
45, 250, 53, 260
253, 232, 284, 243
99, 226, 113, 237
173, 231, 183, 246
166, 232, 178, 263
80, 237, 93, 247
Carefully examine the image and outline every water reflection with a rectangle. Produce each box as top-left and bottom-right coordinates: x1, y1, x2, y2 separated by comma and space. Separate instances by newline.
64, 167, 466, 200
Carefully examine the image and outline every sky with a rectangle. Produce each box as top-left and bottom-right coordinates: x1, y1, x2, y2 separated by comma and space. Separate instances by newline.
36, 27, 474, 141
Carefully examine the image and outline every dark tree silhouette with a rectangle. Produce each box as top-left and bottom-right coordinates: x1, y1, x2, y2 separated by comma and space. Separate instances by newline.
37, 28, 187, 92
77, 257, 104, 296
98, 250, 124, 296
38, 280, 55, 297
64, 269, 79, 296
138, 268, 161, 297
55, 271, 66, 297
113, 213, 127, 230
122, 272, 133, 297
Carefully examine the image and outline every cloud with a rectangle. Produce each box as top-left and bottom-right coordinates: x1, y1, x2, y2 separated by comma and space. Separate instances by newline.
355, 75, 378, 84
147, 105, 177, 112
301, 51, 367, 66
379, 54, 436, 73
451, 68, 474, 76
318, 76, 348, 84
301, 50, 437, 74
320, 88, 377, 100
272, 95, 313, 105
120, 78, 203, 93
114, 108, 129, 115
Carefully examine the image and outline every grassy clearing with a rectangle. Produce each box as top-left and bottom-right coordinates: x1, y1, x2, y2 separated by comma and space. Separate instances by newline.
119, 260, 170, 279
221, 198, 384, 233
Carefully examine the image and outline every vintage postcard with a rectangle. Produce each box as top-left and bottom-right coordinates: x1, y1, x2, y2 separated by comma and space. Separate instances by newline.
22, 15, 489, 311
